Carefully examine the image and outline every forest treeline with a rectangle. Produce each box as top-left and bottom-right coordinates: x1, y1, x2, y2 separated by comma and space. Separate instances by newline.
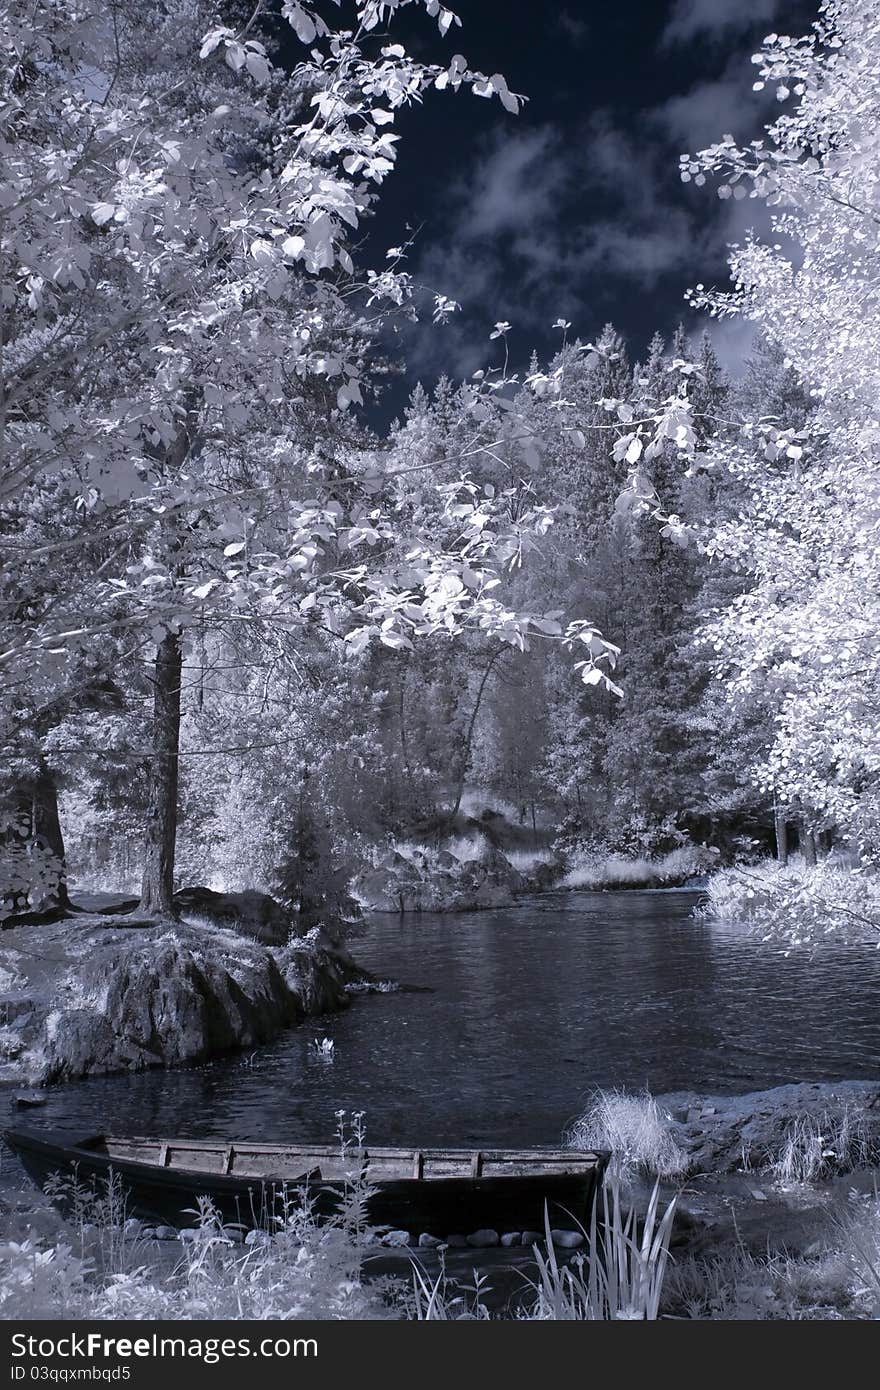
2, 0, 878, 926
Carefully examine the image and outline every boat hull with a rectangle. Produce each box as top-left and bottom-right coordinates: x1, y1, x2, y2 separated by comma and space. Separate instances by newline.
4, 1128, 606, 1237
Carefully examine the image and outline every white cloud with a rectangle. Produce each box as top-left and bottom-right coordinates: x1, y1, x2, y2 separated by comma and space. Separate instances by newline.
653, 64, 776, 151
663, 0, 782, 46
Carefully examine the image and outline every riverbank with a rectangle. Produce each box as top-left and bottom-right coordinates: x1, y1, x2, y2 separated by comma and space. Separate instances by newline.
2, 1079, 879, 1318
0, 913, 370, 1086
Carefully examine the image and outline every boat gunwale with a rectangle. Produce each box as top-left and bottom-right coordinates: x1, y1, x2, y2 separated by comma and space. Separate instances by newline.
5, 1128, 607, 1184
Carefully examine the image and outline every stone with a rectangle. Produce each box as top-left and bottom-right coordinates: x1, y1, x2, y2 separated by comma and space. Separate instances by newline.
382, 1229, 412, 1247
550, 1229, 585, 1249
521, 1231, 543, 1246
123, 1218, 144, 1237
173, 886, 291, 945
445, 1234, 467, 1247
179, 1228, 200, 1243
12, 1090, 46, 1107
466, 1229, 499, 1248
153, 1226, 178, 1241
500, 1232, 521, 1247
418, 1232, 444, 1248
0, 915, 367, 1085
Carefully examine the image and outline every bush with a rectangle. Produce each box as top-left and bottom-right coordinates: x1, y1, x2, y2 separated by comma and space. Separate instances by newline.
770, 1106, 878, 1185
697, 859, 880, 948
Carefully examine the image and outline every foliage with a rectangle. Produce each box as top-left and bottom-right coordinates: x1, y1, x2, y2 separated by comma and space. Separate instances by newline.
770, 1106, 879, 1185
524, 1177, 677, 1321
698, 859, 880, 948
678, 0, 880, 859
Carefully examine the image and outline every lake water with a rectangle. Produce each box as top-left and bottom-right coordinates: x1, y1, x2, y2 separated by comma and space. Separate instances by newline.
12, 890, 880, 1149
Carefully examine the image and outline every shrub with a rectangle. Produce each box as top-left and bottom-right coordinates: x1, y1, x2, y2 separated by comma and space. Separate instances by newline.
562, 846, 707, 891
697, 859, 880, 948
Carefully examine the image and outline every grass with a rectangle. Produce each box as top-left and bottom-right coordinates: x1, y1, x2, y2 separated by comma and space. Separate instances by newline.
407, 1176, 678, 1321
565, 1088, 690, 1183
664, 1246, 860, 1320
770, 1106, 878, 1185
562, 846, 707, 891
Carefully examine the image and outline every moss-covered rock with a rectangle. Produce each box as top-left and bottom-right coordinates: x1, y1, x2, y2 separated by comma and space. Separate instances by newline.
0, 915, 367, 1085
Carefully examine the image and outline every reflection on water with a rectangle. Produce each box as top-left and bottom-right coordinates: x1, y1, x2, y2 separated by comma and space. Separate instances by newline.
12, 890, 880, 1149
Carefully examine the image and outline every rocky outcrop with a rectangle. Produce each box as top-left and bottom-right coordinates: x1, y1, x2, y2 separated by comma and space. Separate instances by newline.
0, 915, 368, 1086
658, 1081, 880, 1174
352, 846, 525, 913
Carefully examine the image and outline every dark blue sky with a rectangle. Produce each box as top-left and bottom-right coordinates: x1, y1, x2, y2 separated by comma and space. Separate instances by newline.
287, 1, 821, 416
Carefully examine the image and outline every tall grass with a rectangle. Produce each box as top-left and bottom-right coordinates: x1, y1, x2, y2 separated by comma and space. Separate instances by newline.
562, 846, 706, 891
566, 1088, 689, 1183
527, 1178, 677, 1320
408, 1176, 678, 1321
771, 1106, 878, 1185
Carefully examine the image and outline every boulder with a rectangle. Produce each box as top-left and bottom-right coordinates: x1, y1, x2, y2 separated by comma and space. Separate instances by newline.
174, 886, 292, 945
351, 845, 526, 915
466, 1229, 500, 1248
0, 915, 368, 1086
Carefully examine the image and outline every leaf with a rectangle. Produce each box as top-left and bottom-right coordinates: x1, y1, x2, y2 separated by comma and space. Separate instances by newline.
245, 51, 271, 84
91, 203, 116, 226
625, 437, 643, 465
223, 541, 246, 557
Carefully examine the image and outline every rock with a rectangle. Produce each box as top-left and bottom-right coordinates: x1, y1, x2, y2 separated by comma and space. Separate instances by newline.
123, 1218, 144, 1237
550, 1229, 584, 1249
466, 1229, 499, 1248
521, 1231, 543, 1246
418, 1232, 444, 1248
11, 1091, 46, 1107
174, 887, 291, 946
153, 1226, 179, 1241
0, 915, 367, 1085
445, 1234, 467, 1247
657, 1082, 880, 1176
352, 845, 525, 916
179, 1228, 200, 1243
500, 1232, 521, 1247
382, 1229, 412, 1247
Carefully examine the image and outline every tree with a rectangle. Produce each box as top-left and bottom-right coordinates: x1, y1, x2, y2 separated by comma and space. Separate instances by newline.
2, 2, 622, 915
679, 0, 880, 863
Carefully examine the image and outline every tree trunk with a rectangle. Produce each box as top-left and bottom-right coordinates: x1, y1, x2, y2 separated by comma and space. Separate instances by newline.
32, 760, 71, 910
774, 803, 789, 866
139, 629, 182, 916
449, 650, 502, 824
802, 825, 817, 867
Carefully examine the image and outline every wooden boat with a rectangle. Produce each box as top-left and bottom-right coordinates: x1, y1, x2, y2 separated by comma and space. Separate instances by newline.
4, 1128, 608, 1237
